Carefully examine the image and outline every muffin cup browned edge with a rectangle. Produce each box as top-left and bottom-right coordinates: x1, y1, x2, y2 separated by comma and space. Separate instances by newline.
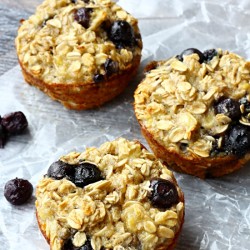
18, 55, 141, 110
139, 122, 250, 178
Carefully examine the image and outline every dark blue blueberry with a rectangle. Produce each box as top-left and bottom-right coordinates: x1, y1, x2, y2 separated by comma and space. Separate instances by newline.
0, 122, 7, 148
4, 178, 33, 205
74, 162, 102, 188
1, 111, 28, 135
74, 8, 92, 28
62, 237, 93, 250
104, 58, 118, 77
203, 48, 217, 62
224, 124, 250, 156
93, 74, 105, 83
177, 48, 205, 64
214, 98, 241, 119
47, 160, 75, 182
108, 20, 135, 48
149, 178, 179, 209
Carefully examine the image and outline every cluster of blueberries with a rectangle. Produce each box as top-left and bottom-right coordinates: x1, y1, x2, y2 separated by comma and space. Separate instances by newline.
213, 97, 250, 156
47, 160, 179, 209
41, 2, 140, 85
176, 48, 218, 63
176, 48, 250, 157
72, 5, 140, 83
2, 111, 31, 206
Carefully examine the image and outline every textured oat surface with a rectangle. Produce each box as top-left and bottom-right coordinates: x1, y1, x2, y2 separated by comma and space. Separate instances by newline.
36, 138, 184, 250
15, 0, 142, 83
134, 49, 250, 158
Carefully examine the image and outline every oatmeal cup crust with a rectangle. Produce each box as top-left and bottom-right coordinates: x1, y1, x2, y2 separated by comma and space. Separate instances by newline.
36, 211, 185, 250
16, 0, 142, 109
35, 138, 184, 250
19, 55, 141, 110
134, 49, 250, 178
141, 124, 250, 178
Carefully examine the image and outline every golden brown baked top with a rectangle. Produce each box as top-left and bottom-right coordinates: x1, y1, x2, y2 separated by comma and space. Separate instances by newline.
16, 0, 142, 84
36, 138, 184, 250
134, 49, 250, 158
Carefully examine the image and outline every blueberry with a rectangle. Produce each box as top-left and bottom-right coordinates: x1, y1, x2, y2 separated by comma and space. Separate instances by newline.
47, 160, 75, 182
214, 98, 241, 119
74, 162, 102, 188
62, 237, 93, 250
74, 8, 92, 28
203, 48, 217, 62
104, 59, 118, 77
177, 48, 205, 64
93, 74, 105, 83
149, 178, 179, 209
4, 178, 33, 205
108, 20, 135, 48
47, 161, 103, 188
239, 97, 250, 114
224, 124, 250, 156
1, 111, 28, 135
0, 122, 7, 148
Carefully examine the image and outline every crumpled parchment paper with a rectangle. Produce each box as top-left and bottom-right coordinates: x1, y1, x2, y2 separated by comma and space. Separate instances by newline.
1, 0, 250, 249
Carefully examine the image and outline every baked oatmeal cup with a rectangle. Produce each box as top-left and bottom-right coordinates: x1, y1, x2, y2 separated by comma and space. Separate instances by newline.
36, 138, 184, 250
15, 0, 142, 110
134, 48, 250, 178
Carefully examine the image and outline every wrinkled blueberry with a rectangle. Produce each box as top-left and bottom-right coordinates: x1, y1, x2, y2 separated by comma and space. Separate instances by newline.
1, 111, 28, 135
104, 58, 118, 77
108, 20, 135, 48
47, 160, 75, 182
74, 8, 92, 28
239, 97, 250, 114
93, 74, 105, 83
62, 237, 93, 250
4, 178, 33, 205
177, 48, 205, 64
0, 123, 7, 148
74, 162, 102, 188
149, 178, 179, 209
214, 98, 241, 119
224, 124, 250, 156
203, 48, 217, 62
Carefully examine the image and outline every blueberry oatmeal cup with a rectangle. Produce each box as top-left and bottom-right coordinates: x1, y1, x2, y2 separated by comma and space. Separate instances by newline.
134, 48, 250, 178
36, 138, 184, 250
15, 0, 142, 110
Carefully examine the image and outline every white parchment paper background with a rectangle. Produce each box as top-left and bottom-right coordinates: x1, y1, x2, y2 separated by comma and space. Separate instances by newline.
1, 0, 250, 249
